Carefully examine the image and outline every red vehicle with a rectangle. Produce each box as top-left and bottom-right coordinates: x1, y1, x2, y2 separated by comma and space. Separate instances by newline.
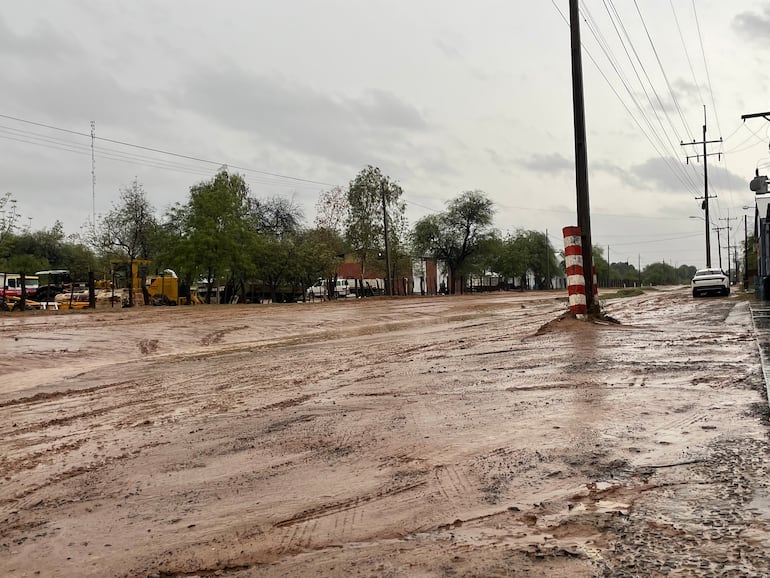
0, 274, 39, 299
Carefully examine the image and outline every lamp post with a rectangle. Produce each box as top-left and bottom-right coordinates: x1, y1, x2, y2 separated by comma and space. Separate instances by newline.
689, 215, 709, 268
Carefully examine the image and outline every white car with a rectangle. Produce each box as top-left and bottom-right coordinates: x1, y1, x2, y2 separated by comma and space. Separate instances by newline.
691, 268, 730, 297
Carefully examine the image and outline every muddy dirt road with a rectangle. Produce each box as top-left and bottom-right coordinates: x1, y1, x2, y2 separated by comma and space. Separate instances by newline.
2, 289, 769, 577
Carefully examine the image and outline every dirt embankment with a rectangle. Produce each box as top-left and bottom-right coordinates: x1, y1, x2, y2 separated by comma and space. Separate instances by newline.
2, 290, 769, 577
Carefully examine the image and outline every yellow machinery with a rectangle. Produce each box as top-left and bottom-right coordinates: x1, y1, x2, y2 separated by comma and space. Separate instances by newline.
111, 260, 184, 306
146, 271, 179, 305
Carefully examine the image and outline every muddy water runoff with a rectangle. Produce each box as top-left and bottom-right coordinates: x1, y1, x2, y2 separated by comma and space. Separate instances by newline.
1, 288, 769, 577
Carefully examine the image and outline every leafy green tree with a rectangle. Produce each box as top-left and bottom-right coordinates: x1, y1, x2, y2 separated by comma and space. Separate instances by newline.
610, 261, 640, 285
169, 170, 251, 303
412, 191, 495, 294
287, 227, 345, 301
591, 246, 610, 287
346, 166, 405, 288
676, 264, 697, 284
642, 262, 678, 285
491, 234, 527, 287
521, 230, 559, 288
95, 179, 158, 306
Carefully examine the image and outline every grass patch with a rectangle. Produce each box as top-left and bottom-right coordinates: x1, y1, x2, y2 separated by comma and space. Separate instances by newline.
600, 288, 645, 300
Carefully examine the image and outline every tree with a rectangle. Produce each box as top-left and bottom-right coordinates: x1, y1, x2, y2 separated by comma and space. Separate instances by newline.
346, 166, 405, 291
611, 261, 640, 285
95, 180, 158, 306
315, 186, 348, 234
284, 227, 345, 301
642, 262, 678, 285
412, 190, 494, 294
520, 230, 558, 289
0, 193, 20, 262
248, 195, 304, 238
169, 170, 251, 303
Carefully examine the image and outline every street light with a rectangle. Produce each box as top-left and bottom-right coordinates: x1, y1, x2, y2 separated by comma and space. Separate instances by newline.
688, 213, 711, 267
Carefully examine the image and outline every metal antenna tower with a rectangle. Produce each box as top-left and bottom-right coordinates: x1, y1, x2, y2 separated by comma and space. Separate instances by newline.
90, 120, 96, 231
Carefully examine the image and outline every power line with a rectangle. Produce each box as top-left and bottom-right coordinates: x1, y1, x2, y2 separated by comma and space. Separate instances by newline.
633, 0, 692, 138
670, 0, 704, 108
692, 0, 722, 137
0, 112, 337, 188
550, 0, 700, 197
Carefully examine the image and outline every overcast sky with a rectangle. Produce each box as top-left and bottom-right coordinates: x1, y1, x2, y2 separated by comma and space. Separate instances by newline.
3, 1, 770, 270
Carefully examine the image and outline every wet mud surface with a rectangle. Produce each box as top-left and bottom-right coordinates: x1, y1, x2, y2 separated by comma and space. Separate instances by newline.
1, 289, 769, 577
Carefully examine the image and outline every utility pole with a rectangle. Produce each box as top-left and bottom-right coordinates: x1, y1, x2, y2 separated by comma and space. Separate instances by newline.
607, 245, 610, 287
380, 183, 392, 297
569, 0, 595, 314
638, 254, 641, 286
743, 214, 749, 287
545, 229, 550, 289
681, 106, 722, 268
719, 216, 736, 283
91, 120, 96, 234
713, 226, 725, 269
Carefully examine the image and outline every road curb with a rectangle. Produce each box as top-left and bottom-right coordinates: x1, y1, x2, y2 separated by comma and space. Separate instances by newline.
749, 302, 770, 403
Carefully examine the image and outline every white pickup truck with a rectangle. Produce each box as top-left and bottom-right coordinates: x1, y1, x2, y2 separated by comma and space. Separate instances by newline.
306, 278, 350, 300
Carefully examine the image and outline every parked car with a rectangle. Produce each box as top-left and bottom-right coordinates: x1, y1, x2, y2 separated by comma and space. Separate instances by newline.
306, 278, 350, 300
691, 268, 730, 297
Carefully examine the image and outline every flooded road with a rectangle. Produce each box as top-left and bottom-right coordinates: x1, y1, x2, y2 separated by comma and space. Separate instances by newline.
1, 288, 769, 577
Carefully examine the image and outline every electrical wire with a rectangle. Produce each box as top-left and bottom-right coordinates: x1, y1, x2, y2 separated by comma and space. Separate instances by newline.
692, 0, 722, 138
632, 0, 692, 138
0, 112, 337, 188
550, 0, 700, 197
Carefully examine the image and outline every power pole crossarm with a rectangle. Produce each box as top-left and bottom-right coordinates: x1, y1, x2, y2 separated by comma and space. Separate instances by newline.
680, 106, 722, 268
741, 112, 770, 122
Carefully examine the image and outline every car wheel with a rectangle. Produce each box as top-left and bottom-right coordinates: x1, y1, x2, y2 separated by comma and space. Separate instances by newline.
724, 287, 730, 296
692, 289, 698, 298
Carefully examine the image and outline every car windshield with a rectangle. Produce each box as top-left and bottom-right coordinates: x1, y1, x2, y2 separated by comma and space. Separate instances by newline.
695, 270, 721, 277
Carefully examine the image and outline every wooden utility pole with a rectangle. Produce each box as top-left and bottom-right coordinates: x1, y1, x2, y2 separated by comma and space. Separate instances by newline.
545, 229, 550, 289
681, 106, 722, 268
713, 226, 725, 269
745, 214, 750, 289
719, 216, 736, 282
569, 0, 595, 313
380, 183, 392, 297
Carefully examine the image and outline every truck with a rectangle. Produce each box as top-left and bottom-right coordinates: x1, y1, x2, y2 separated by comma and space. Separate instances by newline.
306, 278, 351, 300
0, 273, 39, 299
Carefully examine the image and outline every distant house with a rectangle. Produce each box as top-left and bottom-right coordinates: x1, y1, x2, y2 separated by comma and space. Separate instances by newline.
335, 254, 443, 296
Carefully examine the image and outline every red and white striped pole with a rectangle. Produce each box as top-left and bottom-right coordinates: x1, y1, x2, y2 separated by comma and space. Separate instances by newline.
563, 226, 587, 316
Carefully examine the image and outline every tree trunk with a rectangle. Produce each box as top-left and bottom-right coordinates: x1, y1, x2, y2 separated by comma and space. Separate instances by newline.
128, 257, 135, 307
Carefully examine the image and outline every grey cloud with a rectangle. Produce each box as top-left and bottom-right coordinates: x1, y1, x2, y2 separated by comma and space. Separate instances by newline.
167, 65, 429, 170
0, 14, 159, 131
733, 6, 770, 39
518, 152, 574, 174
617, 157, 747, 193
0, 13, 81, 62
434, 36, 463, 61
